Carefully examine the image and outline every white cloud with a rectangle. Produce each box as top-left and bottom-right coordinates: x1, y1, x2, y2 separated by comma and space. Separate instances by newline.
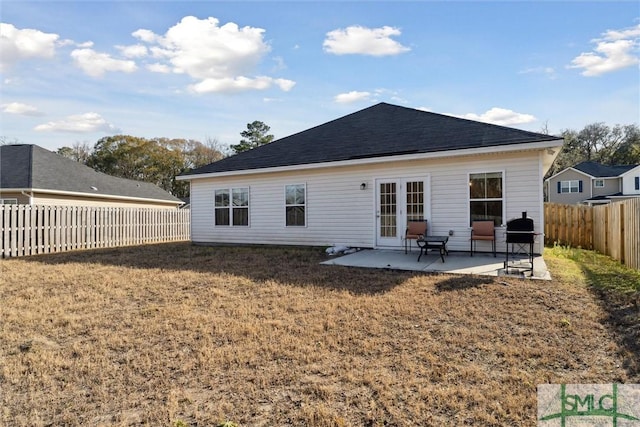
601, 24, 640, 41
70, 48, 137, 77
57, 39, 76, 48
323, 25, 410, 56
519, 66, 557, 79
1, 102, 43, 116
189, 76, 295, 94
275, 78, 296, 92
75, 41, 94, 48
132, 29, 159, 43
132, 16, 293, 93
373, 88, 407, 104
334, 91, 371, 104
271, 56, 286, 72
34, 112, 120, 133
568, 23, 640, 76
116, 44, 148, 58
0, 23, 59, 71
146, 62, 171, 73
454, 107, 537, 126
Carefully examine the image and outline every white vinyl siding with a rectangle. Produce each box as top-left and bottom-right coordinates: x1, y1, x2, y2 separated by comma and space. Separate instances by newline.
621, 167, 640, 195
189, 150, 546, 253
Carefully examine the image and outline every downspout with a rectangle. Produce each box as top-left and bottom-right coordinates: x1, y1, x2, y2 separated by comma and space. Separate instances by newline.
21, 191, 34, 205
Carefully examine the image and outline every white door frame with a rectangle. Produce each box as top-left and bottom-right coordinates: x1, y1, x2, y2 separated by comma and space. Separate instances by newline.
375, 175, 430, 248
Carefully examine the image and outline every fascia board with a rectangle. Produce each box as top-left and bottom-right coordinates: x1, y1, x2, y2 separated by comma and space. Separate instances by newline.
608, 194, 640, 199
620, 165, 640, 177
0, 187, 182, 205
544, 167, 594, 182
180, 138, 564, 181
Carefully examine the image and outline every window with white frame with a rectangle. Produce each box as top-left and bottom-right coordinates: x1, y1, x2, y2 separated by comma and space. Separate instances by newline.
560, 180, 580, 193
594, 179, 604, 188
214, 187, 249, 226
469, 172, 503, 226
285, 184, 306, 227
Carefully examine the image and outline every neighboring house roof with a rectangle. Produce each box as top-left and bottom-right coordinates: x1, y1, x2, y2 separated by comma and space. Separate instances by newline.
572, 161, 638, 178
181, 102, 561, 177
1, 144, 182, 204
585, 193, 623, 201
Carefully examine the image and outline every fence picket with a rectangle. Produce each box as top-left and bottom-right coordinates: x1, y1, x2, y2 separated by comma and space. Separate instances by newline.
1, 206, 190, 258
545, 201, 640, 269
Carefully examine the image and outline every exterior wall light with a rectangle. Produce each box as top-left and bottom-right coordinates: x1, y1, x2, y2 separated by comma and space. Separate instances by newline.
360, 183, 367, 190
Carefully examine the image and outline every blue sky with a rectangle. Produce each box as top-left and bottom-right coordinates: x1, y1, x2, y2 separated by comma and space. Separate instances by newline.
1, 1, 639, 152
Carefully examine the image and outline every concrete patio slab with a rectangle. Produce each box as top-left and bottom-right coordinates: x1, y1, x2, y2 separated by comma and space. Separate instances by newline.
321, 249, 551, 280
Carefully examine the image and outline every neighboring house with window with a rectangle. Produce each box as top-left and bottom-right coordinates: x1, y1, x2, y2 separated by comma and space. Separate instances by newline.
0, 144, 183, 208
178, 103, 563, 254
545, 161, 640, 205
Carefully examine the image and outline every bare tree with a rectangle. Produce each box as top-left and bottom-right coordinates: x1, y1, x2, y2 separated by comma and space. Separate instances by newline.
0, 136, 23, 145
57, 141, 91, 163
546, 122, 640, 178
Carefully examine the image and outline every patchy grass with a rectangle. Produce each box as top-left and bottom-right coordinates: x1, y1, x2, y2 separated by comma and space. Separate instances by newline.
1, 243, 637, 426
545, 244, 640, 375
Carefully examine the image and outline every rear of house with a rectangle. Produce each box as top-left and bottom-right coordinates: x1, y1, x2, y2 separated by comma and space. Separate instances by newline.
180, 103, 563, 255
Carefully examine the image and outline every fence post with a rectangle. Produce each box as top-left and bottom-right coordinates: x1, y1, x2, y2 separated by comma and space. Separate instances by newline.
619, 202, 625, 264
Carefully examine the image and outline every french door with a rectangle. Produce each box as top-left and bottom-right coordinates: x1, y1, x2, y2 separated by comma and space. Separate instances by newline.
375, 177, 429, 248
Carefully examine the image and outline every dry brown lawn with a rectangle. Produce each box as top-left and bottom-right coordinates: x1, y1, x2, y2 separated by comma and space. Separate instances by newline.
1, 243, 637, 426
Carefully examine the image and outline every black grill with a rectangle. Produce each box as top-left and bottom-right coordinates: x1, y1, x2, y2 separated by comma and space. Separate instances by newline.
504, 212, 535, 275
505, 215, 535, 244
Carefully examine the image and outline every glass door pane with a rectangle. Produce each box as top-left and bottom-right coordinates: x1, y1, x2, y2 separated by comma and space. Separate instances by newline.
406, 181, 424, 221
379, 182, 397, 237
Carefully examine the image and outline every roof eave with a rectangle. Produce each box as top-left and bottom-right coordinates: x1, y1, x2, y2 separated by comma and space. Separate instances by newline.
608, 194, 640, 199
544, 166, 595, 182
178, 138, 564, 181
0, 188, 183, 205
620, 165, 640, 177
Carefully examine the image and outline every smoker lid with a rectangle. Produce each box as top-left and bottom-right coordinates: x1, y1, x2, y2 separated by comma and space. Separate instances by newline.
506, 217, 534, 231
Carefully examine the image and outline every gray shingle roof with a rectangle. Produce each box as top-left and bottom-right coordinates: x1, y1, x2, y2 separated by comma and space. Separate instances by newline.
1, 144, 182, 203
573, 161, 638, 177
182, 102, 560, 176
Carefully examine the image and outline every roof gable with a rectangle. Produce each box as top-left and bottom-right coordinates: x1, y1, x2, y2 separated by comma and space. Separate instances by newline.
620, 165, 640, 177
182, 103, 560, 176
1, 144, 181, 203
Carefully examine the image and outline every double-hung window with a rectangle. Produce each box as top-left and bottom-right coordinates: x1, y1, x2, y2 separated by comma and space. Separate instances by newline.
594, 179, 604, 188
214, 187, 249, 226
469, 172, 503, 226
285, 184, 306, 227
560, 180, 580, 193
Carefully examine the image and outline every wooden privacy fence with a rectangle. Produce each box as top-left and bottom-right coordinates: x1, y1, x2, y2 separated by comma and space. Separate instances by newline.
545, 199, 640, 269
1, 205, 190, 258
